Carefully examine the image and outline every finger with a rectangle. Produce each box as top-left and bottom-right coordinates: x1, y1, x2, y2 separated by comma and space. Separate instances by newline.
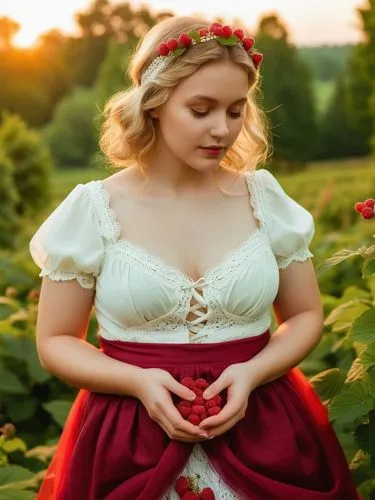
203, 374, 229, 400
165, 377, 196, 402
204, 414, 241, 438
200, 399, 243, 430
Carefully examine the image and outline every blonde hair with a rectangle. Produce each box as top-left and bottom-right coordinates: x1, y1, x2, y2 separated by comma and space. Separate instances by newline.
99, 16, 270, 174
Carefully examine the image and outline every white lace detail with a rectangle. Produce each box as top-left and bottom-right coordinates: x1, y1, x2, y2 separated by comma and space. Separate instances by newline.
39, 268, 95, 289
277, 248, 313, 269
88, 181, 121, 243
163, 445, 240, 500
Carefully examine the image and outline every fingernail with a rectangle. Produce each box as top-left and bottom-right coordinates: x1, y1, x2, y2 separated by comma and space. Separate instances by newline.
189, 394, 196, 401
199, 433, 208, 438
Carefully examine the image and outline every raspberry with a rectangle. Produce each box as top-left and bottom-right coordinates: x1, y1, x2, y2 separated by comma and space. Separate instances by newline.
222, 25, 232, 37
157, 43, 170, 56
233, 28, 244, 40
355, 202, 365, 213
178, 400, 192, 408
251, 52, 263, 67
182, 492, 200, 500
166, 38, 178, 51
207, 406, 221, 416
179, 406, 193, 418
199, 28, 209, 37
188, 414, 201, 425
205, 399, 218, 409
178, 33, 193, 47
211, 26, 224, 37
175, 476, 191, 496
194, 397, 205, 406
192, 405, 206, 416
364, 198, 375, 208
200, 411, 208, 421
181, 377, 195, 390
192, 387, 203, 397
200, 487, 215, 500
242, 37, 255, 51
195, 379, 209, 390
361, 207, 374, 220
212, 395, 223, 407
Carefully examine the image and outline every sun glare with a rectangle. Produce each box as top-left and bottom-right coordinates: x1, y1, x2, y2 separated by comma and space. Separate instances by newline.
13, 29, 40, 48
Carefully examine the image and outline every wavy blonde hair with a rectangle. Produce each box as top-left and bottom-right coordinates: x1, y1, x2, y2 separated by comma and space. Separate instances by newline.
99, 16, 270, 174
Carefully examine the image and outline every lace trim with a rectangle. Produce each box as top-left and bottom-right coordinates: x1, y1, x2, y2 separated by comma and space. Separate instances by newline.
163, 445, 240, 500
277, 248, 313, 269
39, 268, 96, 289
88, 181, 121, 243
245, 170, 264, 232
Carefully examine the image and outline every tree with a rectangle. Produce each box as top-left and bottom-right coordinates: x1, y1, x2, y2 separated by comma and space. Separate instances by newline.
255, 15, 317, 166
346, 0, 375, 156
0, 113, 52, 216
0, 16, 20, 49
0, 152, 19, 249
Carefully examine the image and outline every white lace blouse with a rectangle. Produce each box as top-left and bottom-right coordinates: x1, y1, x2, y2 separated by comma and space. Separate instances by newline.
29, 168, 314, 498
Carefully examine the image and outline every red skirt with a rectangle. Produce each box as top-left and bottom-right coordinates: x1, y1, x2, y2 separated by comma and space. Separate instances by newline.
37, 331, 359, 499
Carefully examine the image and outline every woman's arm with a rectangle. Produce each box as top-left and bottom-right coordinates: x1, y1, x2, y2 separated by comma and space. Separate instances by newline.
245, 259, 324, 388
36, 277, 144, 396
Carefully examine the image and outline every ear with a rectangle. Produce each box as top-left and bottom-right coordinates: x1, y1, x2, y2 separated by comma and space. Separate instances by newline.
149, 108, 159, 119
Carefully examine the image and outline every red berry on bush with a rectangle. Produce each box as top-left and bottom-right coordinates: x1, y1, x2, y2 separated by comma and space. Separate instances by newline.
175, 476, 191, 496
207, 406, 221, 416
355, 202, 365, 213
364, 198, 375, 208
200, 487, 215, 500
361, 207, 374, 220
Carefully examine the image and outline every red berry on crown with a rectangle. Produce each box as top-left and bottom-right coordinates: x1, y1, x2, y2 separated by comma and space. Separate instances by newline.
199, 28, 209, 37
234, 28, 245, 40
157, 43, 170, 56
251, 52, 264, 68
166, 38, 178, 51
364, 198, 375, 208
242, 37, 255, 51
222, 25, 233, 37
179, 33, 193, 47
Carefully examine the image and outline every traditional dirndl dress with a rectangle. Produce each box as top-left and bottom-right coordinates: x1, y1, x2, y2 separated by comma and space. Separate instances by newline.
29, 170, 360, 499
37, 332, 359, 499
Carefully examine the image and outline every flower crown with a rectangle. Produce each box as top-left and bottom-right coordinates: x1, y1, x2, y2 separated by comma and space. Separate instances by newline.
140, 22, 263, 84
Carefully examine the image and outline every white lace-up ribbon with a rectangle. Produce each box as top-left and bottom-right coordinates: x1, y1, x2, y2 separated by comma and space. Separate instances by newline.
182, 277, 213, 336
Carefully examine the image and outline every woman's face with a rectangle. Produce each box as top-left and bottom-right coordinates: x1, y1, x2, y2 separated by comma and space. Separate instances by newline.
152, 59, 249, 172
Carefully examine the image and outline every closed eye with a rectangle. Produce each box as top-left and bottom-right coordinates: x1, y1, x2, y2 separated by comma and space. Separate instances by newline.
191, 109, 243, 119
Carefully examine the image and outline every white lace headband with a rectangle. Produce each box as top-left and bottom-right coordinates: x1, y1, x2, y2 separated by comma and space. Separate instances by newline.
140, 22, 263, 85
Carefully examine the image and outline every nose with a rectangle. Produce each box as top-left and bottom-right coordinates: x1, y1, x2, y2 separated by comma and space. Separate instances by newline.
209, 112, 230, 140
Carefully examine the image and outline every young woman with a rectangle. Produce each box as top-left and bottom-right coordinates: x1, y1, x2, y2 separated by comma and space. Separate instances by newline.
30, 15, 359, 500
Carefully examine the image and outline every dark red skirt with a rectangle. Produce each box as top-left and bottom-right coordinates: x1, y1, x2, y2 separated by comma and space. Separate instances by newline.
37, 331, 359, 499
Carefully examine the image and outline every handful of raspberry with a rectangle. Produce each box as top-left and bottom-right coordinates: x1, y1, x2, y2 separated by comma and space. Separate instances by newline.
355, 198, 375, 220
175, 475, 215, 499
176, 377, 224, 425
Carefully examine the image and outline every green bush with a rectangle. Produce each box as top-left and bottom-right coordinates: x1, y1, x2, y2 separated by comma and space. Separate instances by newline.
0, 152, 20, 249
43, 87, 98, 168
0, 113, 52, 217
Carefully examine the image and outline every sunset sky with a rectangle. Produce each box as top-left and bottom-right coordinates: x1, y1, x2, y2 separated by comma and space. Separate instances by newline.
1, 0, 366, 48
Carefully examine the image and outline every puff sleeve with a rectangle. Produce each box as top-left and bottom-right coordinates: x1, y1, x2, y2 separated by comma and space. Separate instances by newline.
255, 169, 314, 269
29, 184, 104, 289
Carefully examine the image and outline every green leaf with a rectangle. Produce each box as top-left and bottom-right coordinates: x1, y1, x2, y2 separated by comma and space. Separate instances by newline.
324, 300, 369, 332
359, 342, 375, 370
349, 308, 375, 344
362, 258, 375, 278
0, 334, 29, 362
309, 368, 346, 402
172, 47, 186, 57
42, 400, 72, 427
1, 437, 27, 454
346, 357, 367, 383
0, 466, 33, 487
0, 490, 35, 499
188, 30, 200, 43
317, 247, 369, 277
0, 369, 28, 394
24, 343, 50, 384
3, 395, 38, 423
217, 35, 239, 45
328, 380, 374, 424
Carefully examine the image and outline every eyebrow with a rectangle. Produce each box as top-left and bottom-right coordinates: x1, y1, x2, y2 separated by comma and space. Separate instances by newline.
188, 95, 247, 105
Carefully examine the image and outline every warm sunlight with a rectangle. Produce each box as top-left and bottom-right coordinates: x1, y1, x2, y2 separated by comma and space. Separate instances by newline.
1, 0, 366, 47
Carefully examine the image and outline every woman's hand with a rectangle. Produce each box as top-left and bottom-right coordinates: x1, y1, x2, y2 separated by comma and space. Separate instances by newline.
199, 363, 255, 438
133, 368, 210, 442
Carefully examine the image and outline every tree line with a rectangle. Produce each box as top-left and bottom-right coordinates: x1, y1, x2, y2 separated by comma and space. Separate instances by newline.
0, 0, 374, 170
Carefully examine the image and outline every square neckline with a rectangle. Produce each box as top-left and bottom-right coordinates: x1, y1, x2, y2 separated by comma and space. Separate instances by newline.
95, 171, 264, 285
